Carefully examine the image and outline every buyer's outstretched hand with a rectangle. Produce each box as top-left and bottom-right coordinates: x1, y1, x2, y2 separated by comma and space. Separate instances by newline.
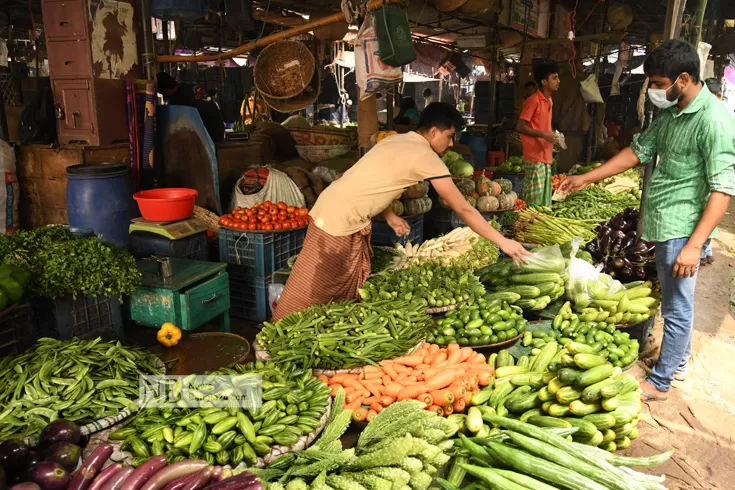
387, 215, 411, 237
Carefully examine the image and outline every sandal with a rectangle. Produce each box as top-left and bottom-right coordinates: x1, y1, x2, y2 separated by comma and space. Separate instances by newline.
641, 390, 668, 402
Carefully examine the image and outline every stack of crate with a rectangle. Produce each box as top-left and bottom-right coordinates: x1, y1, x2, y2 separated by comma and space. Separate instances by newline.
218, 228, 306, 321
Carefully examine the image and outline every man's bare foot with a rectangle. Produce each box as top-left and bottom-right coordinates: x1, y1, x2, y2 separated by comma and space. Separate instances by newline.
640, 379, 668, 401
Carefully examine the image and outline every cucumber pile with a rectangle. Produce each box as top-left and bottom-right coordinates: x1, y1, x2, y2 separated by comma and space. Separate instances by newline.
525, 301, 641, 367
477, 257, 566, 313
360, 261, 486, 308
461, 345, 644, 452
110, 362, 331, 467
426, 297, 528, 347
572, 280, 660, 326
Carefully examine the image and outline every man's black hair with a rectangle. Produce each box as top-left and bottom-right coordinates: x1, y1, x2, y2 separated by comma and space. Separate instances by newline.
643, 40, 700, 84
524, 81, 537, 89
399, 96, 417, 111
423, 87, 433, 96
533, 61, 559, 87
705, 77, 722, 95
417, 102, 464, 132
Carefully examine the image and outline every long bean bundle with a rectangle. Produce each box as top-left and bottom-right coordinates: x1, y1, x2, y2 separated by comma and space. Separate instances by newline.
547, 186, 640, 221
257, 300, 431, 369
513, 208, 598, 245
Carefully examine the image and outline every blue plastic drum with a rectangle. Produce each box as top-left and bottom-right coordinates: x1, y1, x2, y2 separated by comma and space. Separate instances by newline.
66, 162, 137, 248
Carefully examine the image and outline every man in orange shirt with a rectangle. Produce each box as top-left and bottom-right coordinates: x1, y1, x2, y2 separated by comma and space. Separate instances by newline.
515, 61, 560, 205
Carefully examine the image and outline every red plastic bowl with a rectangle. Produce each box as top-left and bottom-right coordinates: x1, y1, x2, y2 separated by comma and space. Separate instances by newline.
133, 188, 198, 222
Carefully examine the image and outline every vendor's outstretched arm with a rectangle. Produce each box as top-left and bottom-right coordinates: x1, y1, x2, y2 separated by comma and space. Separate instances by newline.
431, 177, 530, 264
559, 147, 641, 193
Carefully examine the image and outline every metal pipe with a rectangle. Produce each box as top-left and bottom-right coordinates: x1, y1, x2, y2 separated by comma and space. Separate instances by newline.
139, 0, 155, 79
156, 0, 403, 63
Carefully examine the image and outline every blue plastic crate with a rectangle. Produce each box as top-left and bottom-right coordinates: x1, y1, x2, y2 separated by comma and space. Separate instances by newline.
493, 172, 525, 198
32, 294, 123, 340
371, 215, 424, 246
228, 264, 272, 321
424, 208, 453, 239
219, 228, 306, 278
450, 210, 505, 229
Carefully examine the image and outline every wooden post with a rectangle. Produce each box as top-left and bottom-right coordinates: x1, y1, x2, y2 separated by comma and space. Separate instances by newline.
357, 90, 378, 153
386, 91, 394, 130
691, 0, 709, 46
586, 42, 603, 165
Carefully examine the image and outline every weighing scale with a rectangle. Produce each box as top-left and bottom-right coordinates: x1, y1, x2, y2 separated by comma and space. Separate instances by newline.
129, 217, 209, 239
129, 218, 210, 260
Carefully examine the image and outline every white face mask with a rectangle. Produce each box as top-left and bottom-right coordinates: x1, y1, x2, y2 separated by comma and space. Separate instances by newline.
648, 76, 681, 109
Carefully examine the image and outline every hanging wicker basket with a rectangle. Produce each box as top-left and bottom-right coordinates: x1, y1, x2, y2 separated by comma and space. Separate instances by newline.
261, 65, 321, 113
254, 41, 315, 100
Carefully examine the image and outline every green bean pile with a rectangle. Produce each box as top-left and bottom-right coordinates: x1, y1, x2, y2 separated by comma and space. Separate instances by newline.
0, 337, 163, 439
257, 300, 431, 370
546, 187, 640, 221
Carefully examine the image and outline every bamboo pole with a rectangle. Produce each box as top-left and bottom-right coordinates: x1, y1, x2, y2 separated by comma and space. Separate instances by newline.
156, 0, 403, 63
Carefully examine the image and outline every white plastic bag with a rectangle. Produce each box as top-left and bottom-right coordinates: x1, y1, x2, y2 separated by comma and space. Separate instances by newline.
566, 237, 623, 308
268, 283, 285, 316
580, 74, 604, 104
230, 166, 306, 211
354, 13, 403, 100
0, 140, 19, 234
512, 244, 565, 274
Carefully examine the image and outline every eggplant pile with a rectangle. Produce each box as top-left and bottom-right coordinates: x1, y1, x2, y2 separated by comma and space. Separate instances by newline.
0, 420, 83, 490
586, 208, 656, 282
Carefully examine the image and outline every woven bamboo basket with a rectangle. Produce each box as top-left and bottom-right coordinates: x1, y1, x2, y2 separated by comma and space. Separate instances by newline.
262, 67, 321, 113
193, 205, 220, 233
295, 144, 352, 163
434, 0, 469, 12
288, 126, 355, 146
254, 41, 315, 99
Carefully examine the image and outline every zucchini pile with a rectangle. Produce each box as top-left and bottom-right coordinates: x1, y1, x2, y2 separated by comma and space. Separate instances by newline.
111, 362, 331, 466
360, 262, 486, 308
478, 258, 566, 313
525, 301, 641, 367
571, 280, 660, 326
427, 297, 528, 347
462, 345, 644, 452
258, 300, 431, 370
248, 393, 456, 490
444, 416, 673, 490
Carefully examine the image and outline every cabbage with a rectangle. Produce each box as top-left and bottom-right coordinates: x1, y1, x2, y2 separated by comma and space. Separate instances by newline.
441, 151, 461, 163
448, 159, 474, 178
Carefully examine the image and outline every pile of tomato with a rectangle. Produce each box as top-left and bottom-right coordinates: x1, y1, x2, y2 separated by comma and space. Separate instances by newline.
219, 201, 310, 231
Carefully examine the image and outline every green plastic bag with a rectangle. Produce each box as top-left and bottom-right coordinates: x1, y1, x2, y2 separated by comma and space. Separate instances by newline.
374, 5, 416, 67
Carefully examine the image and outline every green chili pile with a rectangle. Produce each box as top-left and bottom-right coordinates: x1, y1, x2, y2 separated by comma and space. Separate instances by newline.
257, 300, 431, 370
0, 226, 141, 298
0, 337, 163, 439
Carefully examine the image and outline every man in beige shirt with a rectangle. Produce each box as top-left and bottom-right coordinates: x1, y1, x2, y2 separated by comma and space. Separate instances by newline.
272, 103, 529, 321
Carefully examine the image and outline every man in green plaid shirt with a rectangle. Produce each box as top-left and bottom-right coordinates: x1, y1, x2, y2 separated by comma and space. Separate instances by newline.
560, 40, 735, 400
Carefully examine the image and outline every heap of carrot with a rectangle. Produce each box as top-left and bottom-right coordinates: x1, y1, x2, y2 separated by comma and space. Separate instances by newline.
319, 343, 494, 423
